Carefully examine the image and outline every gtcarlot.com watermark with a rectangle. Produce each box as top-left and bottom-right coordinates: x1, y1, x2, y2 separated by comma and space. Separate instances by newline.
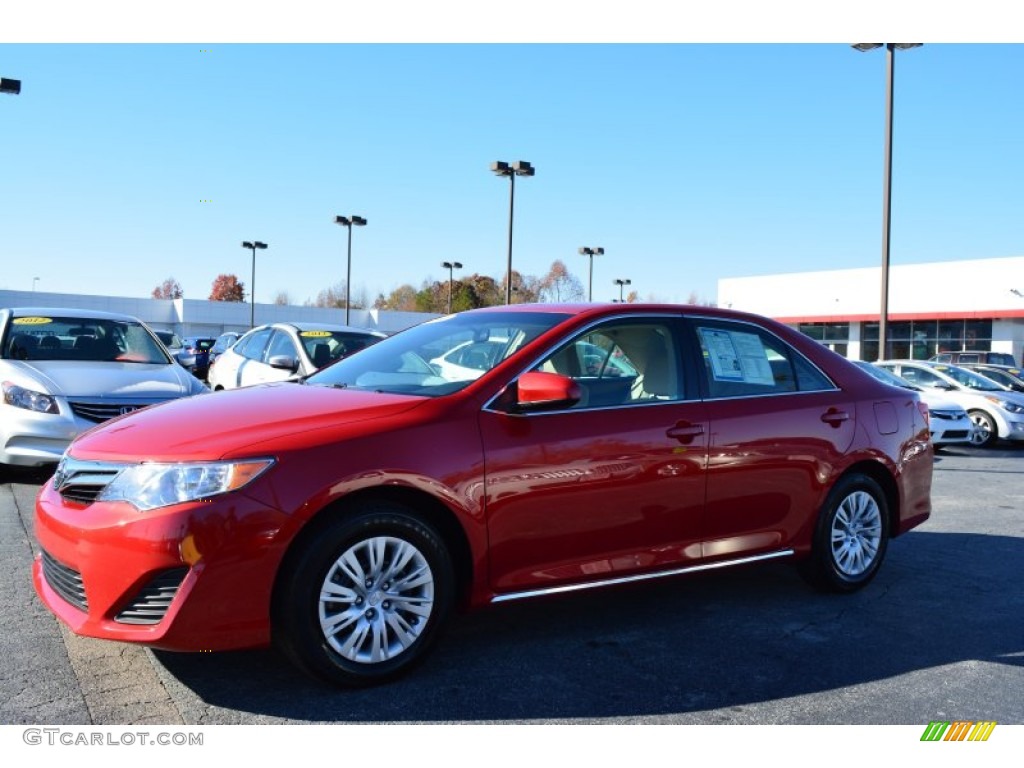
23, 728, 203, 747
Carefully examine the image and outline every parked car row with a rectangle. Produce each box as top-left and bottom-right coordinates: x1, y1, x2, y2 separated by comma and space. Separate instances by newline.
873, 359, 1024, 447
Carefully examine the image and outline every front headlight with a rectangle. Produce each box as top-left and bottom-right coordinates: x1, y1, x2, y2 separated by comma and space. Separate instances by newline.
985, 396, 1024, 414
2, 381, 59, 414
97, 459, 274, 511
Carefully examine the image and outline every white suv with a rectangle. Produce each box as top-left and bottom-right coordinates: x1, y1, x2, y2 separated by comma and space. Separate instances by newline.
876, 360, 1024, 447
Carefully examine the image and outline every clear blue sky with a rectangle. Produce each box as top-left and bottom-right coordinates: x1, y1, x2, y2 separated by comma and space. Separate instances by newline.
2, 8, 1023, 308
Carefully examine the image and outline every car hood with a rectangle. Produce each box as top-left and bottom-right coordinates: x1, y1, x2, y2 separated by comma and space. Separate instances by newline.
5, 360, 197, 398
917, 391, 966, 412
69, 382, 429, 462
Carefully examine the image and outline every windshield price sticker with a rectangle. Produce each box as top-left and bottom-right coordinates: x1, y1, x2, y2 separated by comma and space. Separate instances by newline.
699, 327, 775, 386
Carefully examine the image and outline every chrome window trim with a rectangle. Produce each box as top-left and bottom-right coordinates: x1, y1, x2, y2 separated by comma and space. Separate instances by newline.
482, 311, 696, 415
491, 549, 795, 603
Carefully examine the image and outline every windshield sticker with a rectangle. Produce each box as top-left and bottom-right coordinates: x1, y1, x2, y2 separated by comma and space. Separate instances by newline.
300, 330, 333, 338
13, 316, 53, 325
699, 328, 775, 386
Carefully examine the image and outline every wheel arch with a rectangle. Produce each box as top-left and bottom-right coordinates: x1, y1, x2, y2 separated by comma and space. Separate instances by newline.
835, 459, 899, 537
270, 485, 475, 616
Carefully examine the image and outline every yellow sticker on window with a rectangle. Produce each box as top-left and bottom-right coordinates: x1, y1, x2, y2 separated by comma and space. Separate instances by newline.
12, 316, 53, 325
300, 330, 332, 338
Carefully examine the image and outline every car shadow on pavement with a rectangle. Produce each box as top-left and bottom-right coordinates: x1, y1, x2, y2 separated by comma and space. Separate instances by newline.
151, 527, 1024, 723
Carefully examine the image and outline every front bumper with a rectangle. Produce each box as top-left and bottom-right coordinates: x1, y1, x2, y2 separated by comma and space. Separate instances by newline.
1, 404, 84, 466
33, 479, 291, 651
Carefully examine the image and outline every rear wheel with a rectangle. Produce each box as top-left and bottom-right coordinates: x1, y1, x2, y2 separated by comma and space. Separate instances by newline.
273, 501, 454, 687
800, 474, 888, 593
967, 410, 998, 447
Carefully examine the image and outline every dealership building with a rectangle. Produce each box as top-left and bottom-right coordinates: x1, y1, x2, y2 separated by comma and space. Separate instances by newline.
718, 255, 1024, 364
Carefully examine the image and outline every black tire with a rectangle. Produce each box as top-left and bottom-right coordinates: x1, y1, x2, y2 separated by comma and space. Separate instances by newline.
967, 410, 998, 448
273, 501, 455, 687
799, 474, 889, 593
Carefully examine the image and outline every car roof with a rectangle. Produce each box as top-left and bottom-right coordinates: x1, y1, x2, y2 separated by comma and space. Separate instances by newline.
270, 321, 387, 337
3, 306, 145, 323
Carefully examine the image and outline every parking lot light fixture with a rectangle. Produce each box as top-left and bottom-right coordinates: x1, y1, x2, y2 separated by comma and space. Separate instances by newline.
242, 241, 268, 328
491, 160, 535, 305
852, 42, 922, 359
614, 278, 631, 303
0, 77, 21, 95
578, 247, 604, 301
334, 215, 367, 325
441, 260, 463, 315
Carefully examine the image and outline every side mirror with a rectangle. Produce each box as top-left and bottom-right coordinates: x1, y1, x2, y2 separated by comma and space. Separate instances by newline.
514, 371, 582, 412
267, 355, 299, 373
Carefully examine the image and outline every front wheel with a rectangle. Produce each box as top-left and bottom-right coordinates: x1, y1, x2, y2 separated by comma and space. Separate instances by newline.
273, 502, 455, 687
967, 410, 998, 447
799, 474, 889, 593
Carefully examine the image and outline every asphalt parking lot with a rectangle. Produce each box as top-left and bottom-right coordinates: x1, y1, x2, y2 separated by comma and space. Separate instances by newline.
1, 444, 1022, 726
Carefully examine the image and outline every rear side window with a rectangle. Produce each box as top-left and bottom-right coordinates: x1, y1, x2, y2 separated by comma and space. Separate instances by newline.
693, 320, 834, 398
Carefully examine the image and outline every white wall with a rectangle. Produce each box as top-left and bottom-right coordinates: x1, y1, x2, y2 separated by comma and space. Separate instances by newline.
718, 256, 1024, 319
0, 290, 440, 337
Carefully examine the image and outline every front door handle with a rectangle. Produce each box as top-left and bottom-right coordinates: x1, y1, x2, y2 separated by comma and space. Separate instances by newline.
667, 423, 704, 444
820, 408, 851, 427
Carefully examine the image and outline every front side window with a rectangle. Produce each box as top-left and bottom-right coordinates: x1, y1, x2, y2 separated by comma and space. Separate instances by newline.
694, 320, 833, 399
234, 328, 273, 361
265, 330, 299, 361
529, 321, 682, 409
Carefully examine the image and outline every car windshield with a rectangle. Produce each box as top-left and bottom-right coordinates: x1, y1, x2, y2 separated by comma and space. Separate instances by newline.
933, 364, 1006, 391
4, 315, 170, 364
296, 329, 384, 366
305, 311, 569, 396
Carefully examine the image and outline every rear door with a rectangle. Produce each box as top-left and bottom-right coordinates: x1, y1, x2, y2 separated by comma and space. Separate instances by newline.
683, 317, 856, 561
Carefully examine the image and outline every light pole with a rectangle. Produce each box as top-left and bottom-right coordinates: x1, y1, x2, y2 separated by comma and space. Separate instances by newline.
334, 215, 367, 325
491, 160, 535, 305
0, 77, 21, 96
241, 241, 268, 328
578, 247, 604, 301
614, 278, 631, 303
441, 260, 463, 314
32, 277, 39, 292
852, 43, 921, 360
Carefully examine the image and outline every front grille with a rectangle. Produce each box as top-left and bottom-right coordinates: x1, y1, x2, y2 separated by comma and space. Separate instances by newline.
53, 457, 122, 505
115, 568, 189, 625
69, 400, 149, 423
41, 549, 88, 612
942, 430, 970, 439
930, 410, 966, 421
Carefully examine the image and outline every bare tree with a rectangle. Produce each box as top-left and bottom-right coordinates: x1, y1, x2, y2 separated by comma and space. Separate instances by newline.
273, 291, 291, 306
538, 260, 585, 303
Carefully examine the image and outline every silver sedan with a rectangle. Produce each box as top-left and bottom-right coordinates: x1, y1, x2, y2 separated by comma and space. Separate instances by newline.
1, 307, 209, 469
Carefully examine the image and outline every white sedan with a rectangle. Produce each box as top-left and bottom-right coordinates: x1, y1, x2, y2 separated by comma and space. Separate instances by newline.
208, 322, 386, 391
876, 360, 1024, 447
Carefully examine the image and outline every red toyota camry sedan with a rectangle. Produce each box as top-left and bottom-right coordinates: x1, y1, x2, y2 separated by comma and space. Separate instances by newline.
34, 304, 933, 686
